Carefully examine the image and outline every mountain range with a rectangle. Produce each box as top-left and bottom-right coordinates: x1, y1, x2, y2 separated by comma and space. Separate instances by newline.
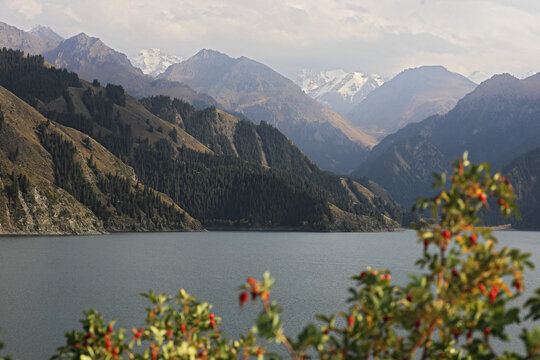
159, 49, 377, 172
0, 22, 378, 173
347, 66, 477, 140
296, 69, 384, 114
40, 33, 216, 109
1, 21, 539, 231
0, 48, 404, 233
353, 73, 540, 229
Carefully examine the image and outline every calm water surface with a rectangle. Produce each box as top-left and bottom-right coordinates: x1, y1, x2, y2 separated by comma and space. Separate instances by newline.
0, 231, 538, 359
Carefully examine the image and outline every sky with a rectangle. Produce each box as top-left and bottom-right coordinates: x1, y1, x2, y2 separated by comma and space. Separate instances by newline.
2, 0, 540, 80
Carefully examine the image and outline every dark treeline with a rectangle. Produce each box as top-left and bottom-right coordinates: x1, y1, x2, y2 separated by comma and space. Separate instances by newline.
37, 124, 109, 219
140, 96, 235, 155
0, 104, 4, 131
46, 86, 133, 160
140, 96, 407, 226
37, 124, 185, 229
0, 48, 81, 106
1, 170, 31, 217
97, 173, 185, 227
133, 139, 331, 228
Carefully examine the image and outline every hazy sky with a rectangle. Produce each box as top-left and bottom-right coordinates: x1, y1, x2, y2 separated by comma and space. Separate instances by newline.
2, 0, 540, 79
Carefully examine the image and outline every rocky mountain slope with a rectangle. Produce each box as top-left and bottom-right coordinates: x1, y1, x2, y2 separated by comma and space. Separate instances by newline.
347, 66, 477, 140
354, 73, 540, 221
0, 83, 202, 234
0, 21, 60, 55
30, 25, 64, 43
159, 49, 376, 173
296, 69, 383, 114
39, 32, 216, 108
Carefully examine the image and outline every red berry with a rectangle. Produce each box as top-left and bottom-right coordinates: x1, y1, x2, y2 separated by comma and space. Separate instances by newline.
239, 292, 249, 306
424, 238, 429, 251
453, 329, 459, 339
478, 283, 486, 293
442, 229, 451, 240
383, 315, 391, 323
167, 330, 173, 338
347, 316, 355, 328
209, 313, 215, 320
251, 291, 259, 300
489, 286, 499, 304
385, 274, 391, 281
414, 319, 421, 330
323, 329, 329, 335
504, 202, 509, 209
112, 348, 119, 358
406, 293, 413, 302
498, 199, 504, 206
262, 291, 270, 304
484, 327, 491, 336
247, 277, 256, 285
107, 324, 114, 333
451, 269, 459, 277
73, 343, 79, 349
469, 234, 477, 245
478, 193, 487, 203
180, 324, 186, 334
466, 331, 472, 341
257, 349, 264, 356
209, 319, 216, 329
360, 271, 367, 279
151, 350, 158, 360
514, 280, 523, 292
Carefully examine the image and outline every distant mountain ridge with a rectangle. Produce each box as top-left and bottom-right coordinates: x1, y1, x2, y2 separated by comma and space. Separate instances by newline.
159, 49, 377, 172
0, 21, 60, 55
30, 25, 63, 43
296, 69, 383, 114
348, 66, 477, 140
354, 73, 540, 226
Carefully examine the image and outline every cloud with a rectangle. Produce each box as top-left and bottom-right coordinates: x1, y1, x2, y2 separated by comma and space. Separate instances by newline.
2, 0, 540, 78
5, 0, 43, 19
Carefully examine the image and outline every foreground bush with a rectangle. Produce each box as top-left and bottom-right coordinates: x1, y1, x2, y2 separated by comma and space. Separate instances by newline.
2, 153, 539, 359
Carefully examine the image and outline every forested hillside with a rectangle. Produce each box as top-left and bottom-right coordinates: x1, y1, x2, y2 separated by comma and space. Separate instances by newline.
140, 95, 408, 228
0, 82, 202, 234
0, 49, 404, 231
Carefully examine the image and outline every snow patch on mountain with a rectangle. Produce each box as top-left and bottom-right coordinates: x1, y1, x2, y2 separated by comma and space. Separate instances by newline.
296, 69, 384, 114
132, 48, 183, 77
468, 71, 491, 84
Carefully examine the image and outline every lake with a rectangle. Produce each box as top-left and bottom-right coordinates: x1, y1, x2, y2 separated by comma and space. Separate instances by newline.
0, 230, 539, 359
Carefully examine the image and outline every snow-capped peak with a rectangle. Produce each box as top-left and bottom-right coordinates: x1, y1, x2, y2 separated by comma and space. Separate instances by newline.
131, 48, 183, 77
468, 71, 491, 84
296, 69, 384, 114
